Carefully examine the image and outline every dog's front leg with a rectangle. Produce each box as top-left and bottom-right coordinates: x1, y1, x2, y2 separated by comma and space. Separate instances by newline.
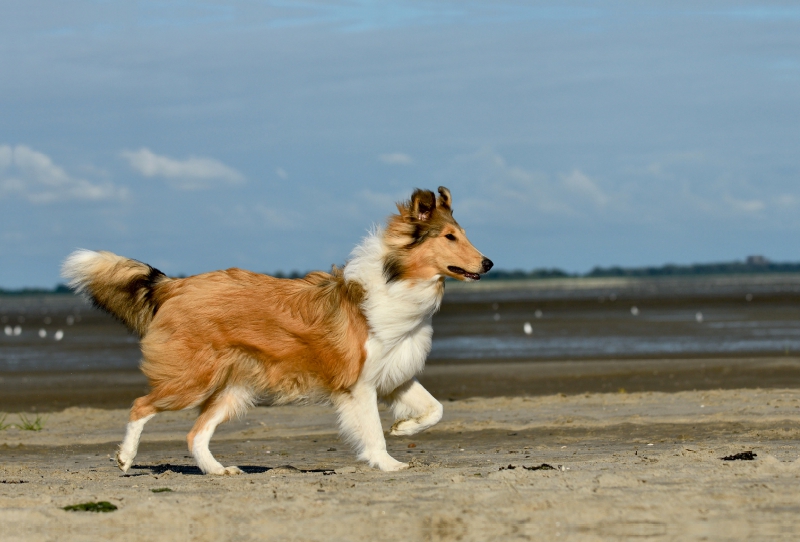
333, 379, 408, 472
385, 378, 443, 437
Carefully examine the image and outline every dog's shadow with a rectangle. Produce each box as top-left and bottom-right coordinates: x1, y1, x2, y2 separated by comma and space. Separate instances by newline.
128, 464, 335, 476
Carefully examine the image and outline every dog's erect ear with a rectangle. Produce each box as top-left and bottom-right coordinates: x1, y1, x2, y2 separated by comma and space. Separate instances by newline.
408, 189, 437, 222
437, 186, 452, 211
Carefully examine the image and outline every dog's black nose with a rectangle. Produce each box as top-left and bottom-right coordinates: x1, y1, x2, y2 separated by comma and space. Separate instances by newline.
481, 258, 493, 272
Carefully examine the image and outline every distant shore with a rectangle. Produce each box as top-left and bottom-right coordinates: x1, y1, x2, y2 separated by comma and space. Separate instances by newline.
444, 271, 800, 297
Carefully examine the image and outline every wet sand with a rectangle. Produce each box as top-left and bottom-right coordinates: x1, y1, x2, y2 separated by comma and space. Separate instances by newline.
2, 355, 800, 412
1, 389, 799, 540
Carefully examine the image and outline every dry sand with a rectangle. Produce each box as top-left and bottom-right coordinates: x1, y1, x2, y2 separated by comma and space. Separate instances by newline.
1, 387, 799, 541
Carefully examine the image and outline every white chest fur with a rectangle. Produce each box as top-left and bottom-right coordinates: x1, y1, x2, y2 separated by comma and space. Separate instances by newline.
343, 230, 443, 395
362, 309, 435, 395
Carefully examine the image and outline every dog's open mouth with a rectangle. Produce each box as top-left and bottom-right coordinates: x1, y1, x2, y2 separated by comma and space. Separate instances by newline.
447, 266, 481, 281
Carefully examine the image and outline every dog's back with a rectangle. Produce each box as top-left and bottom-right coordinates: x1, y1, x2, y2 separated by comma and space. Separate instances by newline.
139, 267, 369, 408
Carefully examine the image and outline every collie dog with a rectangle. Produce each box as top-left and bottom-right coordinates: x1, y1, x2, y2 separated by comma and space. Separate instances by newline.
62, 187, 492, 474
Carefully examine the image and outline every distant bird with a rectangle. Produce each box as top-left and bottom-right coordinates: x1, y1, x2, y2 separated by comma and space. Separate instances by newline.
54, 330, 64, 341
523, 322, 533, 335
630, 306, 639, 316
13, 325, 22, 336
38, 329, 47, 338
3, 326, 11, 336
695, 312, 703, 323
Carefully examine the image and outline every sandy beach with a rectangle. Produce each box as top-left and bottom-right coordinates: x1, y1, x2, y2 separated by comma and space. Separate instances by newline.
1, 387, 799, 540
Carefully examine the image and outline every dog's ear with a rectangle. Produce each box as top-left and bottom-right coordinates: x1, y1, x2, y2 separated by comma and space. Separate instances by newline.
407, 189, 437, 222
437, 186, 452, 211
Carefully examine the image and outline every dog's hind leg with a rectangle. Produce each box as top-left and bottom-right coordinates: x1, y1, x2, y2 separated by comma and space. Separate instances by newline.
187, 386, 253, 475
333, 379, 408, 472
116, 395, 159, 472
386, 378, 443, 437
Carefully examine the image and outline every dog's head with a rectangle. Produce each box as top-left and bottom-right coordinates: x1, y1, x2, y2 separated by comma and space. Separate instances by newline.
383, 186, 492, 282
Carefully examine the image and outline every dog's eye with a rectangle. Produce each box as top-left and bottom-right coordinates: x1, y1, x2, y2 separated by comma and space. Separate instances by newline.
445, 234, 457, 241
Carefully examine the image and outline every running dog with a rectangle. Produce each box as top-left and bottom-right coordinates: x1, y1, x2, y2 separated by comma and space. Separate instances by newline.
62, 187, 492, 474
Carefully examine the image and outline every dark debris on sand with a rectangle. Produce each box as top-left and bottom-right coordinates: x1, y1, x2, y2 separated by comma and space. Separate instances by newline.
721, 451, 757, 461
499, 463, 557, 471
63, 501, 118, 513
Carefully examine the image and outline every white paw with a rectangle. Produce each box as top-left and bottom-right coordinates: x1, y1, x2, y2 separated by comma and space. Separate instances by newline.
381, 460, 409, 472
371, 455, 409, 472
390, 418, 423, 436
115, 450, 133, 473
208, 466, 244, 476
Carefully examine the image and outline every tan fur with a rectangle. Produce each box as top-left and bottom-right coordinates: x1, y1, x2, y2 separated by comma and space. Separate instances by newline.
133, 268, 368, 414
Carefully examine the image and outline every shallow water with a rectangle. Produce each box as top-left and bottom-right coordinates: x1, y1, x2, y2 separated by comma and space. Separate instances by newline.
0, 295, 139, 372
2, 275, 800, 372
429, 304, 800, 361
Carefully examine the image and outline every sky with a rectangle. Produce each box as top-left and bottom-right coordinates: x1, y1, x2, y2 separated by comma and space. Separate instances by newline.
1, 1, 799, 288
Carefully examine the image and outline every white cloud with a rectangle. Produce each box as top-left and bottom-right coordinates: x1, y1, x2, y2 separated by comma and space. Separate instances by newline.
379, 152, 414, 166
561, 169, 609, 207
723, 194, 765, 214
0, 144, 127, 204
440, 148, 616, 223
775, 194, 800, 208
120, 147, 244, 190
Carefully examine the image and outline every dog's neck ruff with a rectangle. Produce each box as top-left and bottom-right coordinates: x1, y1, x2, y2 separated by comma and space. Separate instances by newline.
344, 228, 444, 394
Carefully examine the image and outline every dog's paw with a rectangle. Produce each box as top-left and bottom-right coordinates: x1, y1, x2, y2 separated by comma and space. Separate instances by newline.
380, 459, 409, 472
115, 450, 133, 473
207, 465, 244, 476
372, 455, 409, 472
390, 418, 423, 437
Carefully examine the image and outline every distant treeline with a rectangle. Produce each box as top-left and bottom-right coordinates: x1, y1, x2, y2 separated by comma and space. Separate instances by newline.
3, 257, 799, 294
0, 285, 73, 296
483, 258, 800, 281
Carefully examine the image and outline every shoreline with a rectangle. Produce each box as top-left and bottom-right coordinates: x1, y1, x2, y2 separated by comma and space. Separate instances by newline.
2, 355, 799, 412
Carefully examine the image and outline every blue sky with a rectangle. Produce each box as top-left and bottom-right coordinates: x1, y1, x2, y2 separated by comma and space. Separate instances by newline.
1, 1, 799, 287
